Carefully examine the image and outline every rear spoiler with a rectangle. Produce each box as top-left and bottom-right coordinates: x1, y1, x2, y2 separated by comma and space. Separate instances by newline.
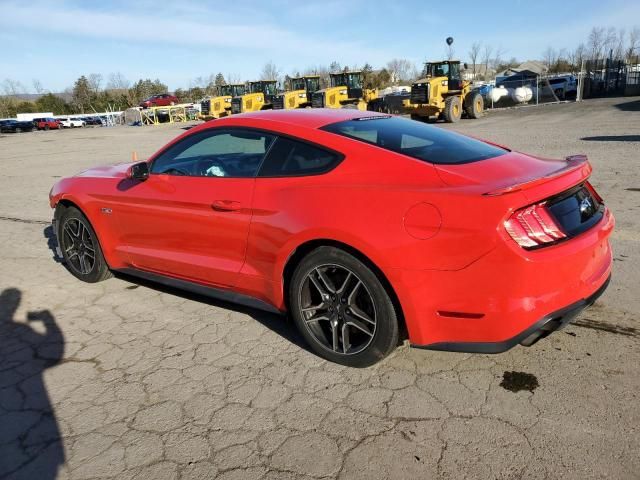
483, 155, 591, 196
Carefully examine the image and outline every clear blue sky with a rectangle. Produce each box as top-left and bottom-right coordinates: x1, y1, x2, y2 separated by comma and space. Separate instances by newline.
1, 0, 638, 92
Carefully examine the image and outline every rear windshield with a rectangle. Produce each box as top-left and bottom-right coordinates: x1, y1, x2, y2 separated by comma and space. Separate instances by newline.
321, 116, 507, 165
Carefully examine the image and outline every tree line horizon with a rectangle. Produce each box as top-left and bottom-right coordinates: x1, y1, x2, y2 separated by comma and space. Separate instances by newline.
1, 25, 638, 117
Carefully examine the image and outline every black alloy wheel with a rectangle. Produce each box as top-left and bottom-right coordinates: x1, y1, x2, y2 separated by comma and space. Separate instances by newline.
290, 246, 399, 367
58, 207, 112, 283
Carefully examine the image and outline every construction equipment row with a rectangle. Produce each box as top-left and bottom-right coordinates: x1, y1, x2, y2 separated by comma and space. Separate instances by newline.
199, 60, 484, 123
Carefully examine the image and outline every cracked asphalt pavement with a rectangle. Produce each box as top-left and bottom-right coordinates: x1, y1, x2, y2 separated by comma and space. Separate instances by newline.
1, 97, 639, 479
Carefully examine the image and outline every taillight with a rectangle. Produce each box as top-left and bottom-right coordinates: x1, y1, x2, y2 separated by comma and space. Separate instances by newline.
504, 202, 566, 248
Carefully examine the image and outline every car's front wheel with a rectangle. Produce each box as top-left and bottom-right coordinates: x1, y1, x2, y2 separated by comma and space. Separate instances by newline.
289, 246, 399, 367
57, 207, 112, 283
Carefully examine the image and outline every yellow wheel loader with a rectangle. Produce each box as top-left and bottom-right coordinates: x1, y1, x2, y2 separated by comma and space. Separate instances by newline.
311, 71, 378, 111
230, 80, 278, 114
407, 60, 484, 123
199, 84, 246, 120
272, 76, 320, 109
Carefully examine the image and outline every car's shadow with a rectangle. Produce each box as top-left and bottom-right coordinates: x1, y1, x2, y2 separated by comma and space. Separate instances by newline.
581, 134, 640, 142
43, 225, 63, 264
44, 226, 310, 354
112, 270, 312, 353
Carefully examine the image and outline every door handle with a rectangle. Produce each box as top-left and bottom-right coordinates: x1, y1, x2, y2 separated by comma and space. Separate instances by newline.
211, 200, 242, 212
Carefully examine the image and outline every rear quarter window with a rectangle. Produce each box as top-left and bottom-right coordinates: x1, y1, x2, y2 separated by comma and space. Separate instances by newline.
321, 116, 507, 165
258, 137, 342, 177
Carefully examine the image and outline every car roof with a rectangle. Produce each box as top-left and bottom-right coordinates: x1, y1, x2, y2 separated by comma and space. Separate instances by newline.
214, 108, 389, 129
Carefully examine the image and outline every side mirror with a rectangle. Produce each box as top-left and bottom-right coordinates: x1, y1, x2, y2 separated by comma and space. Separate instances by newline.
129, 161, 149, 181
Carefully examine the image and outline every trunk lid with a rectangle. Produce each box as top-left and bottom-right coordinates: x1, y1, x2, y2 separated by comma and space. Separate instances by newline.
434, 151, 591, 202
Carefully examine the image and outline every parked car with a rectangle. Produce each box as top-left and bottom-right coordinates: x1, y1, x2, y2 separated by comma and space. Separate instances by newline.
548, 76, 578, 100
0, 119, 35, 133
49, 109, 613, 367
58, 118, 86, 128
82, 116, 103, 126
139, 93, 179, 108
33, 118, 62, 130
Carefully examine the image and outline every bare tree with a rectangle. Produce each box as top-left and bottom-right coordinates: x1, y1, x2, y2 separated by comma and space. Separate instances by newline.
0, 79, 25, 117
260, 61, 280, 81
468, 42, 481, 79
543, 47, 557, 71
482, 44, 493, 77
588, 27, 605, 60
106, 72, 130, 91
2, 79, 25, 96
226, 73, 242, 84
627, 27, 640, 62
567, 43, 586, 72
87, 73, 103, 96
492, 46, 506, 70
613, 28, 626, 59
32, 79, 45, 94
386, 58, 415, 83
603, 26, 618, 58
408, 64, 420, 82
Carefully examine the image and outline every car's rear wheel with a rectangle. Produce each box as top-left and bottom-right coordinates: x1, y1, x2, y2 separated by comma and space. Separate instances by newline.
44, 125, 50, 131
58, 207, 112, 283
289, 246, 399, 367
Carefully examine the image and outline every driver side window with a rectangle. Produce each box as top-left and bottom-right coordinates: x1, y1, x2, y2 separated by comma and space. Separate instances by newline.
151, 129, 275, 178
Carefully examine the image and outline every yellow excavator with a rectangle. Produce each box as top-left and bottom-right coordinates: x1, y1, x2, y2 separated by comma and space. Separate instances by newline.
272, 76, 320, 110
199, 84, 246, 120
311, 71, 378, 110
230, 80, 278, 114
407, 60, 483, 122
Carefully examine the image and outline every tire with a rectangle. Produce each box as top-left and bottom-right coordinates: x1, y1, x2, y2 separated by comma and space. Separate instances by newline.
15, 128, 21, 133
410, 113, 423, 122
289, 246, 399, 367
57, 207, 112, 283
44, 125, 50, 131
464, 92, 484, 119
443, 96, 462, 123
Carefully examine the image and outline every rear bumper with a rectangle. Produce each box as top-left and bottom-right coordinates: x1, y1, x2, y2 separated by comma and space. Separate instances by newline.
413, 274, 610, 353
388, 208, 614, 349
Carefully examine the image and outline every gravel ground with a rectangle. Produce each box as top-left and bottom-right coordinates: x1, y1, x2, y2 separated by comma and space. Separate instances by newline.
0, 97, 638, 479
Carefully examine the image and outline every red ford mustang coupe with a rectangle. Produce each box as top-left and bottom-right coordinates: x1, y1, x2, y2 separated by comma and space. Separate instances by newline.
49, 109, 614, 367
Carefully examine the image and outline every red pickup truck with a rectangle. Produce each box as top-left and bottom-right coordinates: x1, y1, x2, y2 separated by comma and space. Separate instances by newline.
33, 118, 62, 130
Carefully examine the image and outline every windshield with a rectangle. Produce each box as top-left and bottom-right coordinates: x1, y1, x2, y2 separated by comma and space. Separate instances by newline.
232, 85, 245, 97
264, 83, 277, 95
346, 73, 362, 89
290, 78, 305, 90
427, 62, 449, 77
321, 116, 507, 165
219, 85, 232, 96
306, 77, 320, 92
330, 73, 362, 89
